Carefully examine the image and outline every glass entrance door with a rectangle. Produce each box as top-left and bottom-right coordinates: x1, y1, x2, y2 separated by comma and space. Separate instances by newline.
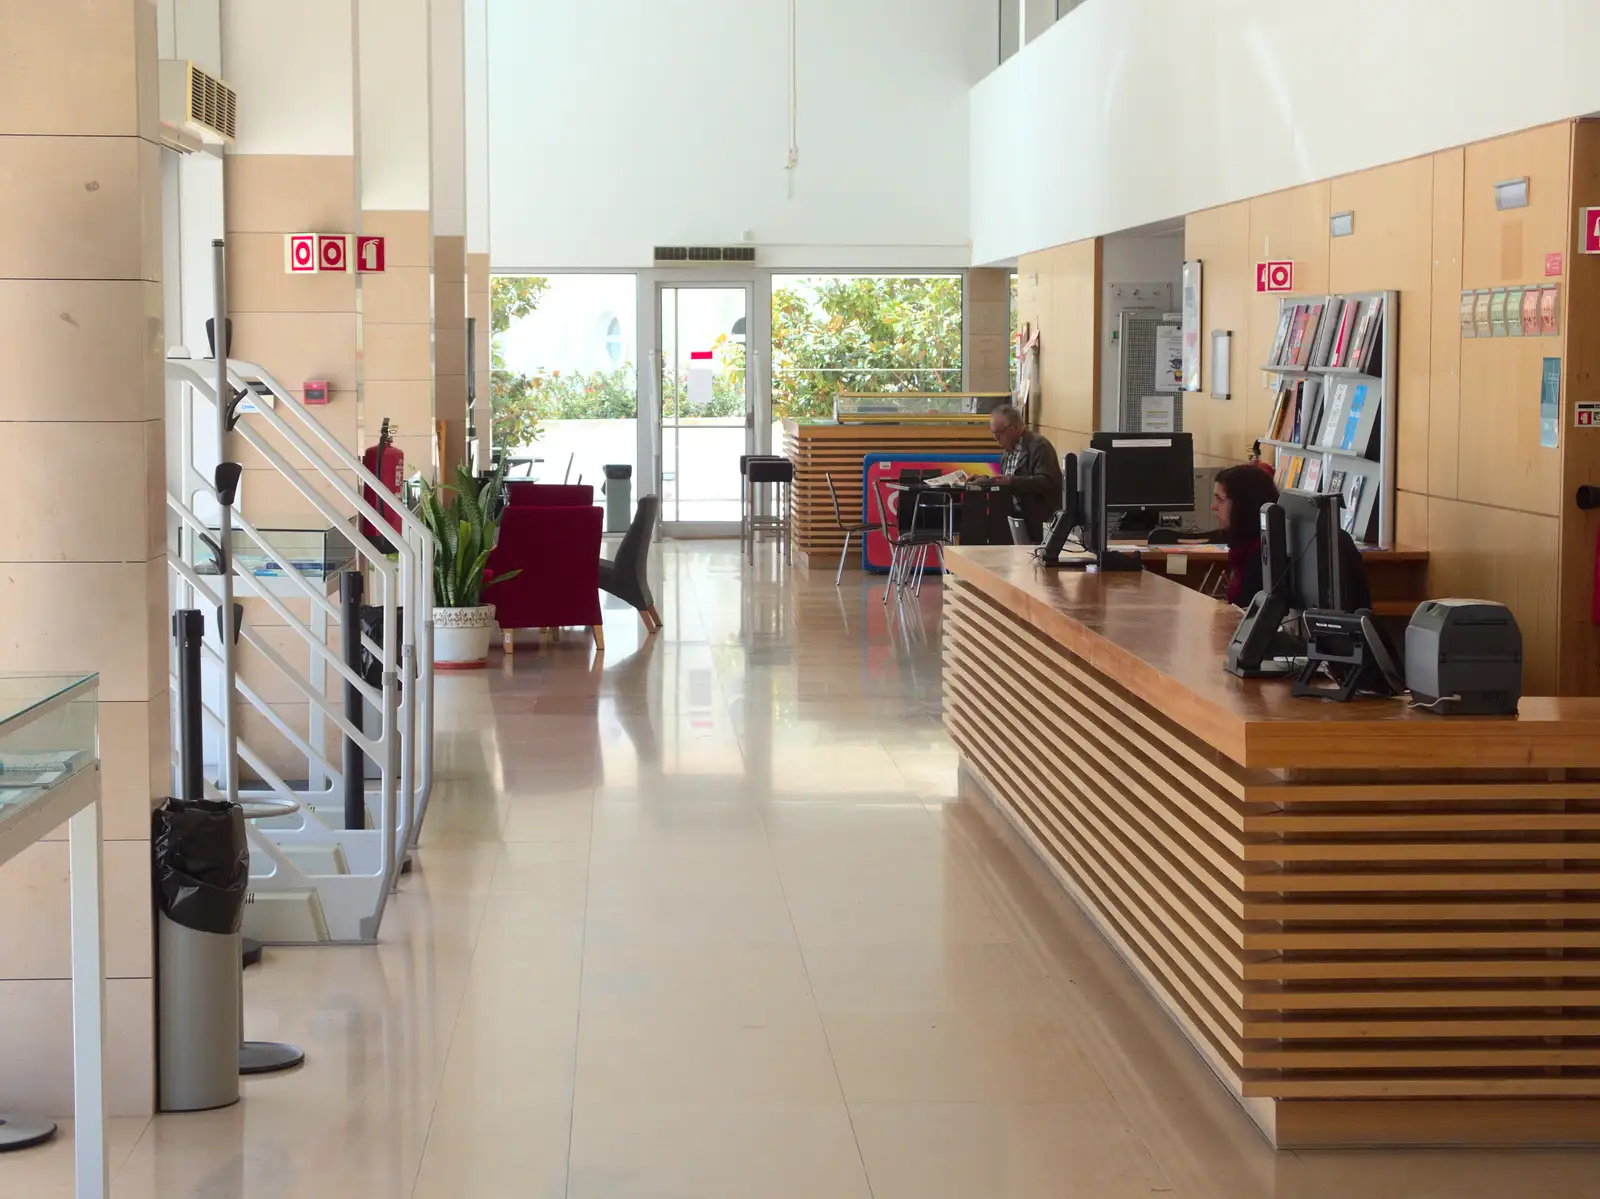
656, 283, 753, 534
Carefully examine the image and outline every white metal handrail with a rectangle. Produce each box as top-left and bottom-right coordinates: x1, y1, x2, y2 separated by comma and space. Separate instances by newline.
173, 356, 438, 840
167, 357, 410, 870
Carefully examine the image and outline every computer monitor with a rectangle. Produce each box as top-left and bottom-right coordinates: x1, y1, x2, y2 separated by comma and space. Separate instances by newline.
1280, 489, 1345, 612
1224, 489, 1346, 677
1078, 449, 1142, 571
1089, 432, 1196, 529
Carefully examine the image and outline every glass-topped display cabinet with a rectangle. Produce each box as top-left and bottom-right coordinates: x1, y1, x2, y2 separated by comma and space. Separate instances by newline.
832, 391, 1011, 424
0, 673, 99, 820
193, 525, 358, 583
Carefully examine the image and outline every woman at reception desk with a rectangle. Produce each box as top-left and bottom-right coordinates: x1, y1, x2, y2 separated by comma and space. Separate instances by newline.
942, 542, 1600, 1150
782, 391, 1012, 570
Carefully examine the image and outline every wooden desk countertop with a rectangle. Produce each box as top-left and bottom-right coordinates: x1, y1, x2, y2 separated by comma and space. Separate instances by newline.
945, 544, 1600, 772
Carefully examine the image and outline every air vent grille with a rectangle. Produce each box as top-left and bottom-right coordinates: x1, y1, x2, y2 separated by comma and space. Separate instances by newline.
189, 63, 237, 141
652, 245, 757, 266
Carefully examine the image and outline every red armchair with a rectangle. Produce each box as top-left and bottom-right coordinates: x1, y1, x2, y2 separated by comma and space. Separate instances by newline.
486, 504, 606, 652
507, 482, 594, 508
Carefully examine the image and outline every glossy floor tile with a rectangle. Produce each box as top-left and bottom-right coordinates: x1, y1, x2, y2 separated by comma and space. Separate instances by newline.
8, 540, 1600, 1196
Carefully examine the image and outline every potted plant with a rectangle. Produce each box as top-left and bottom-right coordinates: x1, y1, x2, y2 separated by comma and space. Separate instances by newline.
420, 461, 519, 669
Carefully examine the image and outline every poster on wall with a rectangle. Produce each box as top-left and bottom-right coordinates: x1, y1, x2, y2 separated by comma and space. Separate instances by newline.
1142, 396, 1176, 433
1013, 324, 1040, 420
1181, 260, 1202, 392
1542, 357, 1561, 449
1154, 324, 1183, 392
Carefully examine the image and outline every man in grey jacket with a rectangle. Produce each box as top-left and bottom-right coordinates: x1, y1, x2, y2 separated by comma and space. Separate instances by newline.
988, 403, 1063, 542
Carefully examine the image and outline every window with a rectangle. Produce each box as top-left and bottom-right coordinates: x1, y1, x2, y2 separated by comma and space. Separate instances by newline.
770, 274, 963, 425
603, 315, 624, 366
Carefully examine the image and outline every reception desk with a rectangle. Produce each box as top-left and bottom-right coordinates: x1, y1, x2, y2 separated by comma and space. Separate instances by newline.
783, 419, 997, 570
943, 544, 1600, 1149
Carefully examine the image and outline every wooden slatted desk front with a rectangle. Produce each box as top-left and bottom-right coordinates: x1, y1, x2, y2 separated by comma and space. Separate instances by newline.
942, 544, 1600, 1149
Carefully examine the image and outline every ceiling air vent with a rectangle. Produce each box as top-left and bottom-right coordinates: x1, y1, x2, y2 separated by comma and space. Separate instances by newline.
653, 245, 758, 266
158, 59, 237, 152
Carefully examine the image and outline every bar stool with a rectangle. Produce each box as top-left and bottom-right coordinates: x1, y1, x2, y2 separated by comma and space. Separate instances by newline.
744, 455, 793, 563
739, 454, 782, 554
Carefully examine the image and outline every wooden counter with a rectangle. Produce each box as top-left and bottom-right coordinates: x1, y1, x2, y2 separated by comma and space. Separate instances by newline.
943, 544, 1600, 1148
783, 419, 996, 570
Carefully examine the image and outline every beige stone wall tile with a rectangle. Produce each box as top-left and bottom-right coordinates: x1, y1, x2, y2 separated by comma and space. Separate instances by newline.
0, 422, 161, 562
0, 840, 152, 979
0, 280, 161, 422
361, 210, 431, 265
364, 381, 434, 432
227, 232, 358, 314
224, 155, 357, 234
436, 325, 466, 377
0, 978, 154, 1116
0, 135, 154, 280
0, 562, 163, 703
231, 311, 358, 393
364, 322, 433, 382
361, 265, 432, 323
0, 1, 143, 137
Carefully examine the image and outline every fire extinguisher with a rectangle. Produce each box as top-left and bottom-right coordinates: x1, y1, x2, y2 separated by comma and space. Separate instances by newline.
362, 418, 405, 550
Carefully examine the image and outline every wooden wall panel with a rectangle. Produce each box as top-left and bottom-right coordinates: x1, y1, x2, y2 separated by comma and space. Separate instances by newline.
1558, 120, 1600, 695
1016, 238, 1099, 453
1331, 156, 1434, 496
1428, 147, 1465, 502
1457, 123, 1572, 517
1184, 202, 1252, 465
1426, 497, 1560, 694
1246, 183, 1330, 441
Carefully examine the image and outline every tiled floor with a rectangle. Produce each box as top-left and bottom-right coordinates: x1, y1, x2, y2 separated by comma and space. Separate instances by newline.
13, 540, 1600, 1196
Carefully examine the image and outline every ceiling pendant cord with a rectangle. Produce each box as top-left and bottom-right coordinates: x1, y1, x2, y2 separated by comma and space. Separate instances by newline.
786, 0, 799, 199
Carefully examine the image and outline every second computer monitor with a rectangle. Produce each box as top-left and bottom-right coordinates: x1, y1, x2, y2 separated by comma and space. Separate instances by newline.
1089, 432, 1196, 517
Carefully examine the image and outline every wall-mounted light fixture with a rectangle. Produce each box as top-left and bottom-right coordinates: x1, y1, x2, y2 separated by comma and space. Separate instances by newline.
1210, 330, 1231, 400
1331, 211, 1355, 238
1495, 177, 1530, 211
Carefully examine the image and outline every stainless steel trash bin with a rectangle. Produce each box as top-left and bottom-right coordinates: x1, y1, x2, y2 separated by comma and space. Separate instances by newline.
603, 464, 633, 533
157, 914, 241, 1111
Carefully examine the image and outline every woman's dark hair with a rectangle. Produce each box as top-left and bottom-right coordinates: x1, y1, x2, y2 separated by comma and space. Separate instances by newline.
1214, 464, 1279, 545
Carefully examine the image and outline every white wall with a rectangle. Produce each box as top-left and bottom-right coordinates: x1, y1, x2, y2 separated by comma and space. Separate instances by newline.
971, 0, 1600, 264
222, 0, 355, 156
486, 0, 994, 270
359, 0, 431, 210
464, 0, 490, 254
431, 0, 466, 236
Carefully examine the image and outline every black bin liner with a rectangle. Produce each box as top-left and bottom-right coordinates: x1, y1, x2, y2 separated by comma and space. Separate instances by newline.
359, 604, 405, 689
152, 798, 248, 935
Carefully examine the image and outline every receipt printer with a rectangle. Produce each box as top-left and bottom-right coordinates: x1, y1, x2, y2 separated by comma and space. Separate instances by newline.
1404, 599, 1522, 715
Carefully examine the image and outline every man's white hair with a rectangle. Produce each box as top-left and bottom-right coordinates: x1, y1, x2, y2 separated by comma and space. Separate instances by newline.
991, 403, 1023, 427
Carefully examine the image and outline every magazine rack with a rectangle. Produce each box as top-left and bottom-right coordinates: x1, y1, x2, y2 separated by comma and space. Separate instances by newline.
1257, 289, 1398, 547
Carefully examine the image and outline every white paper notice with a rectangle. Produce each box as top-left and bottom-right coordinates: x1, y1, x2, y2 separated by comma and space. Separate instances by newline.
1154, 324, 1183, 392
687, 363, 712, 407
1142, 395, 1176, 433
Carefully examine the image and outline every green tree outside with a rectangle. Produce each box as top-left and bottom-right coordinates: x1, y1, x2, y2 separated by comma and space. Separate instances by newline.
490, 273, 964, 449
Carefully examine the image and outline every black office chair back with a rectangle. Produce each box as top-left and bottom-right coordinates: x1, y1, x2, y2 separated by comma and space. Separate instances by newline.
607, 493, 659, 611
1146, 527, 1180, 545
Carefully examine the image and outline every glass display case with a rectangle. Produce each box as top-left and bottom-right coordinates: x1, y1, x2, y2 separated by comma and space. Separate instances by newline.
193, 525, 358, 582
832, 391, 1010, 424
0, 673, 98, 819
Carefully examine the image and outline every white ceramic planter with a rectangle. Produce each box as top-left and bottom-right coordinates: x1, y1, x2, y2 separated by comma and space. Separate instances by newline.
433, 604, 497, 669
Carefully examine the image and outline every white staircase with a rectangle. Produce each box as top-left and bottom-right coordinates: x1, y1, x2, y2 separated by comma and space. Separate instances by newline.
165, 333, 435, 944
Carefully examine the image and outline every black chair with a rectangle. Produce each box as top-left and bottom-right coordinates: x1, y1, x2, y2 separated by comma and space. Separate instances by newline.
599, 494, 661, 633
825, 472, 884, 586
